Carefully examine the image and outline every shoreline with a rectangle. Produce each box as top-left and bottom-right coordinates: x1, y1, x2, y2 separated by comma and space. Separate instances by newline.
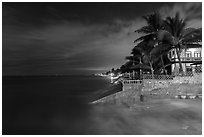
91, 83, 202, 104
89, 83, 202, 135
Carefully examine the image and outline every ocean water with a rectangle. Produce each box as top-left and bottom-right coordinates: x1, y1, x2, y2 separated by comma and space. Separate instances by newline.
3, 76, 201, 135
2, 75, 121, 135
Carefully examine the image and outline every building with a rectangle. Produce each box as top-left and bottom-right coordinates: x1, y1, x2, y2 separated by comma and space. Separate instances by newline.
168, 46, 202, 75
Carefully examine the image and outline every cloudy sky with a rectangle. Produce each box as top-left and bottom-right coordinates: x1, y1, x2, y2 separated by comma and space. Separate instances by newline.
3, 2, 202, 75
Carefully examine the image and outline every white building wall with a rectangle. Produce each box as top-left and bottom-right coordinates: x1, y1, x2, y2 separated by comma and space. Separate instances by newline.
168, 47, 202, 74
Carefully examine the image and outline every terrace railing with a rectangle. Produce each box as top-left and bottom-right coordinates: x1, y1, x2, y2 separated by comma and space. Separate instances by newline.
142, 74, 174, 80
122, 79, 143, 84
181, 57, 202, 61
169, 57, 202, 62
122, 66, 201, 82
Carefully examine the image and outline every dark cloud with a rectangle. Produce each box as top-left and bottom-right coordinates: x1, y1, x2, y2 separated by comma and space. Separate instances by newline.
2, 2, 202, 75
159, 2, 202, 20
159, 2, 202, 28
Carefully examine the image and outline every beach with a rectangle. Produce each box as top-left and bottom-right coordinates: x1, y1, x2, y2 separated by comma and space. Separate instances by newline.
89, 98, 201, 135
91, 83, 202, 135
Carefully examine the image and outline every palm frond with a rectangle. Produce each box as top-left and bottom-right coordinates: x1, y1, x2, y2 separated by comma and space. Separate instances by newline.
184, 43, 202, 48
135, 26, 154, 34
150, 43, 172, 63
124, 61, 133, 68
125, 55, 140, 62
135, 12, 163, 35
164, 12, 186, 38
125, 56, 134, 60
182, 28, 202, 43
132, 46, 144, 55
157, 30, 173, 44
134, 34, 155, 43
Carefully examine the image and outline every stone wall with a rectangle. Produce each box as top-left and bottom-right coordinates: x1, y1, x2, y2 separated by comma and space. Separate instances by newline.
172, 73, 202, 84
121, 73, 202, 94
147, 83, 202, 97
141, 79, 171, 92
122, 80, 143, 91
91, 89, 140, 105
142, 73, 202, 92
91, 73, 202, 104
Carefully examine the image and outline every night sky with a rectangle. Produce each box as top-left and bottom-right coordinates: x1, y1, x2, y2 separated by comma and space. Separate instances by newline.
3, 2, 202, 75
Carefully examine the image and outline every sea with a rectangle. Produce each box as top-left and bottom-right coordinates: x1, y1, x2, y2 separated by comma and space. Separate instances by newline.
2, 75, 122, 135
3, 75, 202, 135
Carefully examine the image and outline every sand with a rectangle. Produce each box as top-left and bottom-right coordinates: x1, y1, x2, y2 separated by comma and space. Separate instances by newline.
89, 98, 201, 135
89, 83, 202, 135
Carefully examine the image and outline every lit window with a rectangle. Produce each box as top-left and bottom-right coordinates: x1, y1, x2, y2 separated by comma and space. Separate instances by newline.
185, 51, 192, 58
194, 51, 201, 58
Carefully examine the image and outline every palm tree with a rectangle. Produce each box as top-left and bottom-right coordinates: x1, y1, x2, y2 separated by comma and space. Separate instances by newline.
133, 45, 152, 74
134, 11, 163, 43
120, 62, 133, 74
158, 12, 202, 75
150, 42, 172, 74
125, 54, 141, 79
134, 12, 168, 74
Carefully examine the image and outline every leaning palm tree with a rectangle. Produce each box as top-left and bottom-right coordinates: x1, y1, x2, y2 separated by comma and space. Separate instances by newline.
132, 45, 155, 77
158, 12, 202, 75
125, 54, 141, 79
134, 12, 168, 74
150, 42, 172, 74
134, 11, 163, 43
120, 62, 133, 74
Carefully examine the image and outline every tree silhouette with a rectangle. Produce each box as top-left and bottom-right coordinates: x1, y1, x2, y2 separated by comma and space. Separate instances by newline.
134, 12, 168, 74
120, 12, 202, 78
158, 12, 202, 75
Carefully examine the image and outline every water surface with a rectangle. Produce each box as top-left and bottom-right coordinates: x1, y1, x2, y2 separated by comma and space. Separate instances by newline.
3, 75, 118, 134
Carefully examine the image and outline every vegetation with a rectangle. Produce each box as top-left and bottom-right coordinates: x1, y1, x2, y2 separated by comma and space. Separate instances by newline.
120, 11, 202, 77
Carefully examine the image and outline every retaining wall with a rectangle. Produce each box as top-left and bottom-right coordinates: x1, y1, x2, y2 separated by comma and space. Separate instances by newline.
125, 73, 202, 92
122, 80, 143, 91
142, 79, 172, 92
172, 73, 202, 84
91, 73, 202, 104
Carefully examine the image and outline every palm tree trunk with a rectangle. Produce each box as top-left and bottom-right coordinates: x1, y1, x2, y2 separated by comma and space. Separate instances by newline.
145, 56, 154, 78
133, 70, 135, 79
139, 69, 142, 80
160, 55, 167, 75
149, 62, 154, 79
139, 57, 142, 79
175, 47, 184, 75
